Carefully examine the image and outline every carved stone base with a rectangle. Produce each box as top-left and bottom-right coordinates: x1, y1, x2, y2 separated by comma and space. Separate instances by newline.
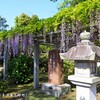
68, 75, 100, 100
41, 83, 71, 97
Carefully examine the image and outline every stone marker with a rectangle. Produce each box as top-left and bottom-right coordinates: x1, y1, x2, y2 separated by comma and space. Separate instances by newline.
60, 30, 100, 100
42, 49, 71, 97
48, 49, 64, 85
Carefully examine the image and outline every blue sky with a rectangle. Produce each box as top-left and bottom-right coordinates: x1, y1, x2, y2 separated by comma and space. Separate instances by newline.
0, 0, 61, 29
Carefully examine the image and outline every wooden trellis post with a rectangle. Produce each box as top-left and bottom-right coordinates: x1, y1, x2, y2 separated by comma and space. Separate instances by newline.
33, 39, 39, 89
3, 39, 8, 80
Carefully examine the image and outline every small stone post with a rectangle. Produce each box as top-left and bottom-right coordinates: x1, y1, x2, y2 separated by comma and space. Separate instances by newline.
60, 30, 100, 100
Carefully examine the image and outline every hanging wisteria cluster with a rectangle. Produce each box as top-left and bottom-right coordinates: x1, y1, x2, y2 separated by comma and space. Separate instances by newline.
0, 41, 3, 56
7, 34, 34, 58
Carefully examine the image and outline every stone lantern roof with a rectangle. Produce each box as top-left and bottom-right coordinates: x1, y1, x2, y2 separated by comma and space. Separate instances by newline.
60, 30, 100, 61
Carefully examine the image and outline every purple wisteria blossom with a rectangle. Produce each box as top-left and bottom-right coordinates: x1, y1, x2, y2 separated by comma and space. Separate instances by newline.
22, 34, 28, 53
8, 38, 11, 50
7, 38, 12, 57
15, 34, 19, 56
28, 34, 34, 56
0, 41, 3, 56
29, 34, 33, 46
11, 36, 16, 57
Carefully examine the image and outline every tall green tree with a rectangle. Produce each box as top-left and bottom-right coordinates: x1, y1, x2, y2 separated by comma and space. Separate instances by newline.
15, 13, 31, 27
0, 16, 8, 31
51, 0, 86, 10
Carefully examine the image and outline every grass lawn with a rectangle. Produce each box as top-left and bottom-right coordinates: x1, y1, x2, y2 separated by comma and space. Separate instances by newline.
0, 82, 76, 100
0, 73, 100, 100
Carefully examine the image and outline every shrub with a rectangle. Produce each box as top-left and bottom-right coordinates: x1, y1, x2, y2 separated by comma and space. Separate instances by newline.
39, 53, 48, 73
63, 60, 74, 76
39, 44, 54, 73
7, 54, 33, 84
97, 65, 100, 75
0, 80, 8, 93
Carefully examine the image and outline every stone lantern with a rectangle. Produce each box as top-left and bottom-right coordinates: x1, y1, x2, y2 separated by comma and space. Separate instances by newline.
60, 30, 100, 100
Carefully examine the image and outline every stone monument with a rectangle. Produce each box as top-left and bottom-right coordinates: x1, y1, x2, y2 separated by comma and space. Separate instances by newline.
60, 30, 100, 100
42, 49, 70, 97
48, 49, 64, 85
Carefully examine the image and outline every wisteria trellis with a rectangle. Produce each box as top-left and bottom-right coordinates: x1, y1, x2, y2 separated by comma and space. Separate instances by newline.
0, 11, 100, 58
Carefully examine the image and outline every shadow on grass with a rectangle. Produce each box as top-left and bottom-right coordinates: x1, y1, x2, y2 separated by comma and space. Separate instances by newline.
39, 73, 48, 84
29, 88, 56, 100
0, 80, 33, 100
7, 81, 33, 93
28, 87, 76, 100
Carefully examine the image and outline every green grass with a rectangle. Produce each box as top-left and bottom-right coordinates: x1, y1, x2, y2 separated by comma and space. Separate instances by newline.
1, 73, 100, 100
28, 88, 76, 100
0, 73, 76, 100
29, 89, 56, 100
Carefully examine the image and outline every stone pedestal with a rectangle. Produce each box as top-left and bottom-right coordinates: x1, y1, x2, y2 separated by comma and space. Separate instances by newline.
41, 83, 71, 97
68, 75, 100, 100
76, 85, 96, 100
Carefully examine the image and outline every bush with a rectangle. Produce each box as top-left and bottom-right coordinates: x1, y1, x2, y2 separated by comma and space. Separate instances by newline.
63, 60, 74, 76
97, 66, 100, 75
39, 44, 54, 73
0, 80, 8, 93
7, 54, 33, 84
39, 53, 48, 73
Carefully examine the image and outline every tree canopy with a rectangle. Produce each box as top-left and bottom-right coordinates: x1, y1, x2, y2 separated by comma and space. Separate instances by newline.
0, 0, 100, 45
